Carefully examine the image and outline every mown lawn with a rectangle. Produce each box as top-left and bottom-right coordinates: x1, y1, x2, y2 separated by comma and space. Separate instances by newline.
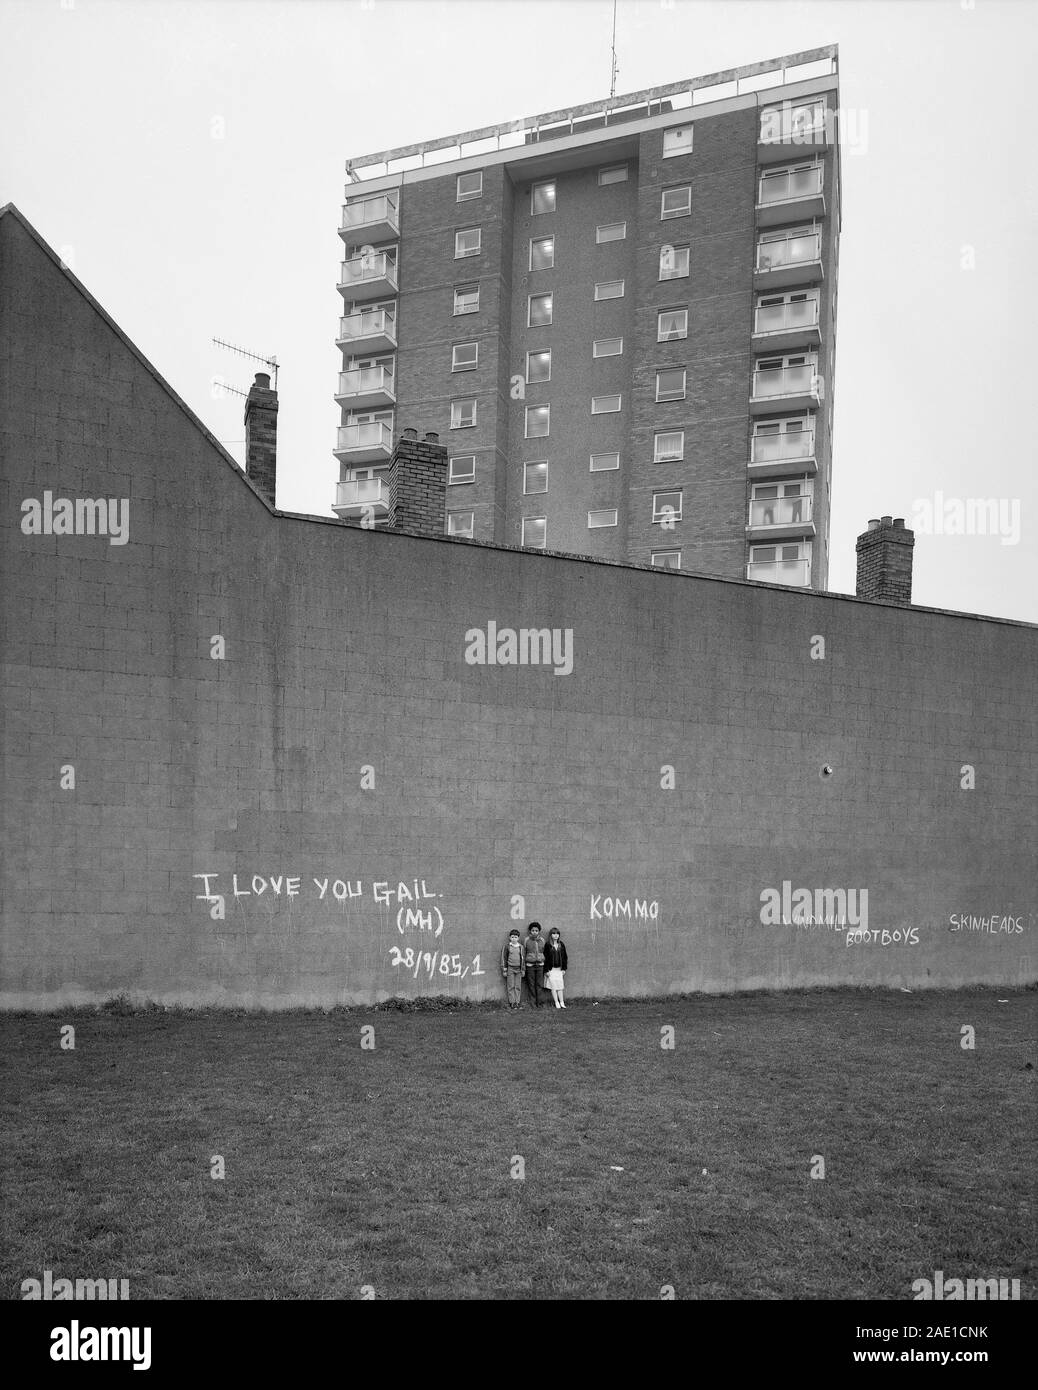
1, 989, 1034, 1300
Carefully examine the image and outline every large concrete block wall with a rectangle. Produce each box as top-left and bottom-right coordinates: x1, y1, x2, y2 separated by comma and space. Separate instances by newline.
2, 206, 1035, 1009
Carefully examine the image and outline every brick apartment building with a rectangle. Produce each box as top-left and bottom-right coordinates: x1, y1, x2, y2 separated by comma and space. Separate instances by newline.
332, 45, 841, 589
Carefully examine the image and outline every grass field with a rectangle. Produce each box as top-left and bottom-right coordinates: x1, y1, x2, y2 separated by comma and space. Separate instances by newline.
2, 988, 1034, 1300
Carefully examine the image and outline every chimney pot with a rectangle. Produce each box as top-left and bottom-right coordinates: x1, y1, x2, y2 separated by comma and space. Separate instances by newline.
424, 431, 439, 443
386, 426, 448, 536
856, 513, 915, 604
244, 371, 278, 507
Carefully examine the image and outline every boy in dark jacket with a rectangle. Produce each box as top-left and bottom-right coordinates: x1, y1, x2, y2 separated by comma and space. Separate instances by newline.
500, 929, 526, 1009
524, 922, 546, 1008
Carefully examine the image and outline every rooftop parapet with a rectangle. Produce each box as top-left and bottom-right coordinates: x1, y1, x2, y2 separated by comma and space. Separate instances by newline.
345, 45, 838, 182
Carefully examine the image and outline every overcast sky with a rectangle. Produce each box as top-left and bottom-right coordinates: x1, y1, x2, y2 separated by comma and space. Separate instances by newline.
2, 0, 1035, 621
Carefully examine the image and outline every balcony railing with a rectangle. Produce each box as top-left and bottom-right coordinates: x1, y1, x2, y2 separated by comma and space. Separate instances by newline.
335, 421, 394, 457
754, 297, 819, 336
756, 230, 821, 273
341, 194, 399, 236
752, 363, 821, 401
338, 365, 395, 393
750, 429, 816, 466
338, 253, 398, 296
334, 477, 391, 514
749, 495, 813, 527
747, 558, 811, 586
758, 165, 823, 205
336, 365, 396, 404
338, 308, 397, 347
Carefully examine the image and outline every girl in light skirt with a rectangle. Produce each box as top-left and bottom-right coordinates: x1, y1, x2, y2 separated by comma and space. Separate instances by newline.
544, 928, 568, 1008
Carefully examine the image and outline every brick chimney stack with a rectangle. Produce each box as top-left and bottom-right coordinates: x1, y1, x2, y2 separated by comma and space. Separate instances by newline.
244, 371, 277, 507
855, 515, 915, 604
387, 427, 448, 535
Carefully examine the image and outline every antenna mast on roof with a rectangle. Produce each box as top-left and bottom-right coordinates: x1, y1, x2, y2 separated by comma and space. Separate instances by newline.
610, 0, 619, 98
211, 337, 280, 391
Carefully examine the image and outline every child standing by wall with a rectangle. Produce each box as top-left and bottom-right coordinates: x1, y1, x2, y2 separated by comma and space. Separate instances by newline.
544, 928, 568, 1009
500, 929, 526, 1010
524, 922, 546, 1009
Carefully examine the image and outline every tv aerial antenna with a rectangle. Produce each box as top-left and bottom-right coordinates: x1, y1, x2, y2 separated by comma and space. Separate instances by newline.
610, 0, 619, 98
211, 337, 280, 391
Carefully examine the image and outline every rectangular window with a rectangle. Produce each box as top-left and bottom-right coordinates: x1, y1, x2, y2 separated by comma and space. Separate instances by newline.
588, 509, 618, 529
596, 222, 627, 243
523, 461, 548, 495
657, 308, 688, 342
450, 398, 476, 429
525, 404, 550, 438
451, 342, 478, 371
522, 516, 546, 548
447, 510, 474, 537
526, 349, 551, 384
655, 368, 686, 402
751, 541, 809, 562
651, 550, 681, 569
591, 394, 621, 414
448, 455, 476, 484
598, 164, 628, 185
531, 180, 556, 215
529, 236, 554, 271
528, 292, 553, 327
653, 490, 682, 523
455, 227, 481, 259
594, 280, 625, 300
454, 284, 479, 315
663, 125, 693, 157
590, 452, 620, 472
659, 245, 690, 280
456, 171, 483, 201
661, 186, 692, 219
593, 337, 623, 358
654, 430, 684, 462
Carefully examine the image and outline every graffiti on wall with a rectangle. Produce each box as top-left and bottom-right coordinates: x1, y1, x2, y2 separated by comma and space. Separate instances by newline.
193, 875, 446, 936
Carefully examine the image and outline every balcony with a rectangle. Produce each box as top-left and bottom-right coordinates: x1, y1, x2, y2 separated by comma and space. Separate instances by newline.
754, 230, 823, 288
746, 558, 811, 586
340, 193, 400, 244
750, 363, 823, 414
334, 421, 394, 463
332, 476, 391, 520
338, 252, 398, 301
756, 164, 825, 226
335, 365, 396, 410
749, 429, 817, 478
752, 296, 821, 352
337, 308, 397, 354
746, 494, 815, 540
758, 103, 829, 164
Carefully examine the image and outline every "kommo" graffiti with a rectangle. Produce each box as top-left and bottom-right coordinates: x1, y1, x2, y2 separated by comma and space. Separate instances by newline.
590, 896, 659, 920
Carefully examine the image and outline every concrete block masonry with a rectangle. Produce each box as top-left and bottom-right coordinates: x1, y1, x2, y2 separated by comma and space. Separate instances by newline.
1, 203, 1037, 1008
